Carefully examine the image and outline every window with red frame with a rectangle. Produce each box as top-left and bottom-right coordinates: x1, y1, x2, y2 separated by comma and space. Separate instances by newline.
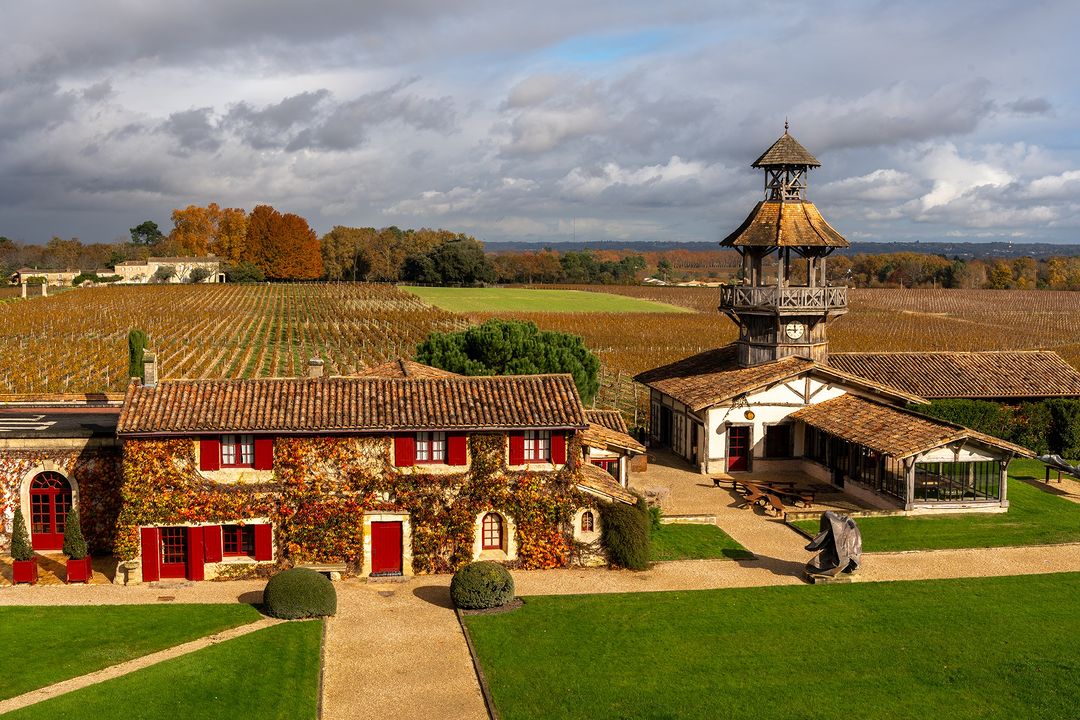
481, 513, 503, 550
221, 434, 255, 467
160, 527, 187, 566
222, 525, 256, 557
415, 431, 447, 463
523, 430, 550, 462
580, 510, 595, 533
591, 458, 618, 477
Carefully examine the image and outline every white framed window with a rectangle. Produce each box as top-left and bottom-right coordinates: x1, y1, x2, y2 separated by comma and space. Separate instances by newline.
221, 434, 255, 467
415, 431, 447, 463
524, 430, 551, 462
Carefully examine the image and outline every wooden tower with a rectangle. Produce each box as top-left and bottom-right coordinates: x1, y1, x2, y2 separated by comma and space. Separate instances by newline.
719, 124, 849, 367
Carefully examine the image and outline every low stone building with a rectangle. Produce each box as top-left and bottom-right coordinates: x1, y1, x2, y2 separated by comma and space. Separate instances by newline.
111, 256, 224, 284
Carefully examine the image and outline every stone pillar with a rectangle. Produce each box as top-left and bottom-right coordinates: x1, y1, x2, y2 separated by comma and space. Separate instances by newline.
307, 357, 324, 379
999, 459, 1009, 509
905, 459, 915, 511
20, 282, 26, 298
40, 282, 47, 297
143, 351, 157, 387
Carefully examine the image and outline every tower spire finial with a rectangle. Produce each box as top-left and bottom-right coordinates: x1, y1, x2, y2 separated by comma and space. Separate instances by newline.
784, 117, 789, 134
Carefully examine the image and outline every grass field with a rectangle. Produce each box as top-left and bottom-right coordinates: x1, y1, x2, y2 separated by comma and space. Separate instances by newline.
401, 285, 690, 313
464, 573, 1080, 720
7, 620, 322, 720
650, 523, 752, 561
791, 460, 1080, 551
0, 604, 262, 700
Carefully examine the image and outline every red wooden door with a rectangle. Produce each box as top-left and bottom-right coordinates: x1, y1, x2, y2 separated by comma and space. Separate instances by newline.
29, 472, 72, 550
370, 521, 403, 575
159, 527, 188, 579
727, 426, 751, 472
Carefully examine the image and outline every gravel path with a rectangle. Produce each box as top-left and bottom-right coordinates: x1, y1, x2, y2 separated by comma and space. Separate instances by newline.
0, 617, 279, 715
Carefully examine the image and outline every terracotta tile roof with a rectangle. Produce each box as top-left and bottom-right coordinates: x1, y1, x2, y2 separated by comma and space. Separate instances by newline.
117, 375, 586, 435
829, 351, 1080, 400
751, 131, 820, 168
790, 394, 1031, 459
354, 359, 461, 379
720, 201, 849, 248
585, 409, 628, 434
634, 344, 925, 411
581, 422, 645, 454
577, 462, 637, 504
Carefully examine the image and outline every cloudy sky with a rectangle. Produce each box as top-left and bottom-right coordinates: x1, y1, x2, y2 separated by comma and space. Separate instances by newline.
3, 0, 1078, 246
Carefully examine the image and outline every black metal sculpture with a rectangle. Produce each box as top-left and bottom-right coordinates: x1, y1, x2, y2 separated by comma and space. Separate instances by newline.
805, 510, 861, 578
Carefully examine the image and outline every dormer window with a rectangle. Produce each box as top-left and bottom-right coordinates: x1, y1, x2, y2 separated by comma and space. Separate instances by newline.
221, 434, 255, 467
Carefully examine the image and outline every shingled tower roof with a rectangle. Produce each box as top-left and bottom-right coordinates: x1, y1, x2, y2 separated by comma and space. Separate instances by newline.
751, 125, 820, 168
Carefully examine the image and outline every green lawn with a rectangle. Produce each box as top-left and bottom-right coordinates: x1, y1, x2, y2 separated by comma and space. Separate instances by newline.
402, 286, 691, 313
0, 604, 262, 700
8, 620, 322, 720
792, 459, 1080, 552
464, 573, 1080, 720
650, 523, 753, 561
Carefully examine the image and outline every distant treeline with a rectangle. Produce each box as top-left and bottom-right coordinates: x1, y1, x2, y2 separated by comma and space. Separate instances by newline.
5, 219, 1080, 289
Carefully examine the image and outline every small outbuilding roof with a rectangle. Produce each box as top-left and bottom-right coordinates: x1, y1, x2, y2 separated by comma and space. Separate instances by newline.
354, 359, 461, 379
828, 351, 1080, 400
585, 409, 629, 434
751, 131, 820, 168
790, 394, 1031, 459
720, 200, 849, 248
576, 462, 637, 505
118, 374, 587, 435
634, 344, 925, 412
581, 422, 645, 455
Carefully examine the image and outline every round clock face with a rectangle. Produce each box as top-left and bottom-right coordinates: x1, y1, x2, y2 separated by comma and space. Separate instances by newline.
785, 321, 804, 340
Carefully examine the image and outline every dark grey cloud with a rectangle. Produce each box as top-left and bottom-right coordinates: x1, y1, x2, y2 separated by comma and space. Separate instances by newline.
1005, 97, 1052, 115
162, 108, 221, 154
225, 90, 331, 149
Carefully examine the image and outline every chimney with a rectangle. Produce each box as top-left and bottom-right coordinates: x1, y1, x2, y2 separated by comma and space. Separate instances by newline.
143, 351, 157, 387
307, 357, 324, 379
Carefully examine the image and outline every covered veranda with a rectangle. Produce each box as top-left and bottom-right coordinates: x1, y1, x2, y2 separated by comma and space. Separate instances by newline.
791, 394, 1030, 511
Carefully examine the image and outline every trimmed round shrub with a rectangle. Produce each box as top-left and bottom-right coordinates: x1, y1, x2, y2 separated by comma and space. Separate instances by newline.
263, 568, 337, 619
450, 561, 515, 610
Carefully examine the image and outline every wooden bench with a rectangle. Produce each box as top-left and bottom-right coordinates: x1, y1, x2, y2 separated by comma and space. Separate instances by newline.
296, 563, 347, 580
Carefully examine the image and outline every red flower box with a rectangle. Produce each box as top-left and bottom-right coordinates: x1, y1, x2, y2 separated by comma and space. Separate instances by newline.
12, 559, 38, 585
66, 556, 93, 584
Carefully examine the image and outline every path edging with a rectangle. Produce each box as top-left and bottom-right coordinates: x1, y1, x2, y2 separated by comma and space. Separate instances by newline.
455, 606, 499, 720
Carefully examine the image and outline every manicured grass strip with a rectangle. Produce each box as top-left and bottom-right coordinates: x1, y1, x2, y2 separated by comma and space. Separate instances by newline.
792, 460, 1080, 551
465, 573, 1080, 720
7, 620, 322, 720
650, 523, 753, 561
402, 286, 691, 313
0, 604, 262, 700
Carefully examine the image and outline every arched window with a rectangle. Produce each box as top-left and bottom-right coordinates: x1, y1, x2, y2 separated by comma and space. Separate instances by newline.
29, 471, 73, 550
481, 512, 503, 550
580, 510, 595, 533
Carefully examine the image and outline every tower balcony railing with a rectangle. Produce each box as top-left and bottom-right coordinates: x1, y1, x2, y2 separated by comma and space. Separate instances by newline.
719, 284, 847, 312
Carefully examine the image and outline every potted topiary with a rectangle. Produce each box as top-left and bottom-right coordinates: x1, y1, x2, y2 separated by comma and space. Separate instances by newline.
63, 507, 92, 583
10, 507, 37, 585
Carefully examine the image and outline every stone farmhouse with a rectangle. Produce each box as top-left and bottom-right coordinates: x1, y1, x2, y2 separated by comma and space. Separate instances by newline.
110, 256, 224, 284
0, 355, 639, 584
636, 128, 1080, 513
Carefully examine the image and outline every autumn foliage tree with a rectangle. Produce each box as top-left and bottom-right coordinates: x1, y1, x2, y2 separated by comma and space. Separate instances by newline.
167, 203, 248, 260
244, 205, 323, 280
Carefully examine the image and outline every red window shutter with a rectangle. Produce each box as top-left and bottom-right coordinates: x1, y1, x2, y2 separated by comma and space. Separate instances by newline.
551, 432, 567, 465
203, 525, 223, 563
509, 432, 525, 465
140, 527, 160, 582
200, 437, 220, 471
253, 524, 273, 561
253, 437, 274, 470
448, 433, 467, 465
186, 526, 205, 581
394, 435, 416, 467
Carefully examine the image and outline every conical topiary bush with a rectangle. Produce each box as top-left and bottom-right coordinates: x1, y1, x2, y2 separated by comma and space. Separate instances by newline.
11, 507, 33, 562
62, 507, 88, 560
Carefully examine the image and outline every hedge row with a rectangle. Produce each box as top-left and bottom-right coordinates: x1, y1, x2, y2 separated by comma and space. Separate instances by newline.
913, 399, 1080, 457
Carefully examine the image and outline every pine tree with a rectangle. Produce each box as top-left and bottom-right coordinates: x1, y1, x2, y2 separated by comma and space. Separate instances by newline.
128, 329, 148, 380
11, 507, 33, 562
62, 507, 89, 560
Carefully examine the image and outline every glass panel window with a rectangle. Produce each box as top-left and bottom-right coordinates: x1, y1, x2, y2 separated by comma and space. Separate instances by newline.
482, 513, 503, 550
223, 525, 255, 557
524, 430, 551, 462
221, 434, 255, 467
160, 527, 187, 565
581, 511, 595, 533
416, 432, 446, 463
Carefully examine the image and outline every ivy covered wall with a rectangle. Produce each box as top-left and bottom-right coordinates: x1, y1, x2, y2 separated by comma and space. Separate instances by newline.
116, 432, 591, 573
